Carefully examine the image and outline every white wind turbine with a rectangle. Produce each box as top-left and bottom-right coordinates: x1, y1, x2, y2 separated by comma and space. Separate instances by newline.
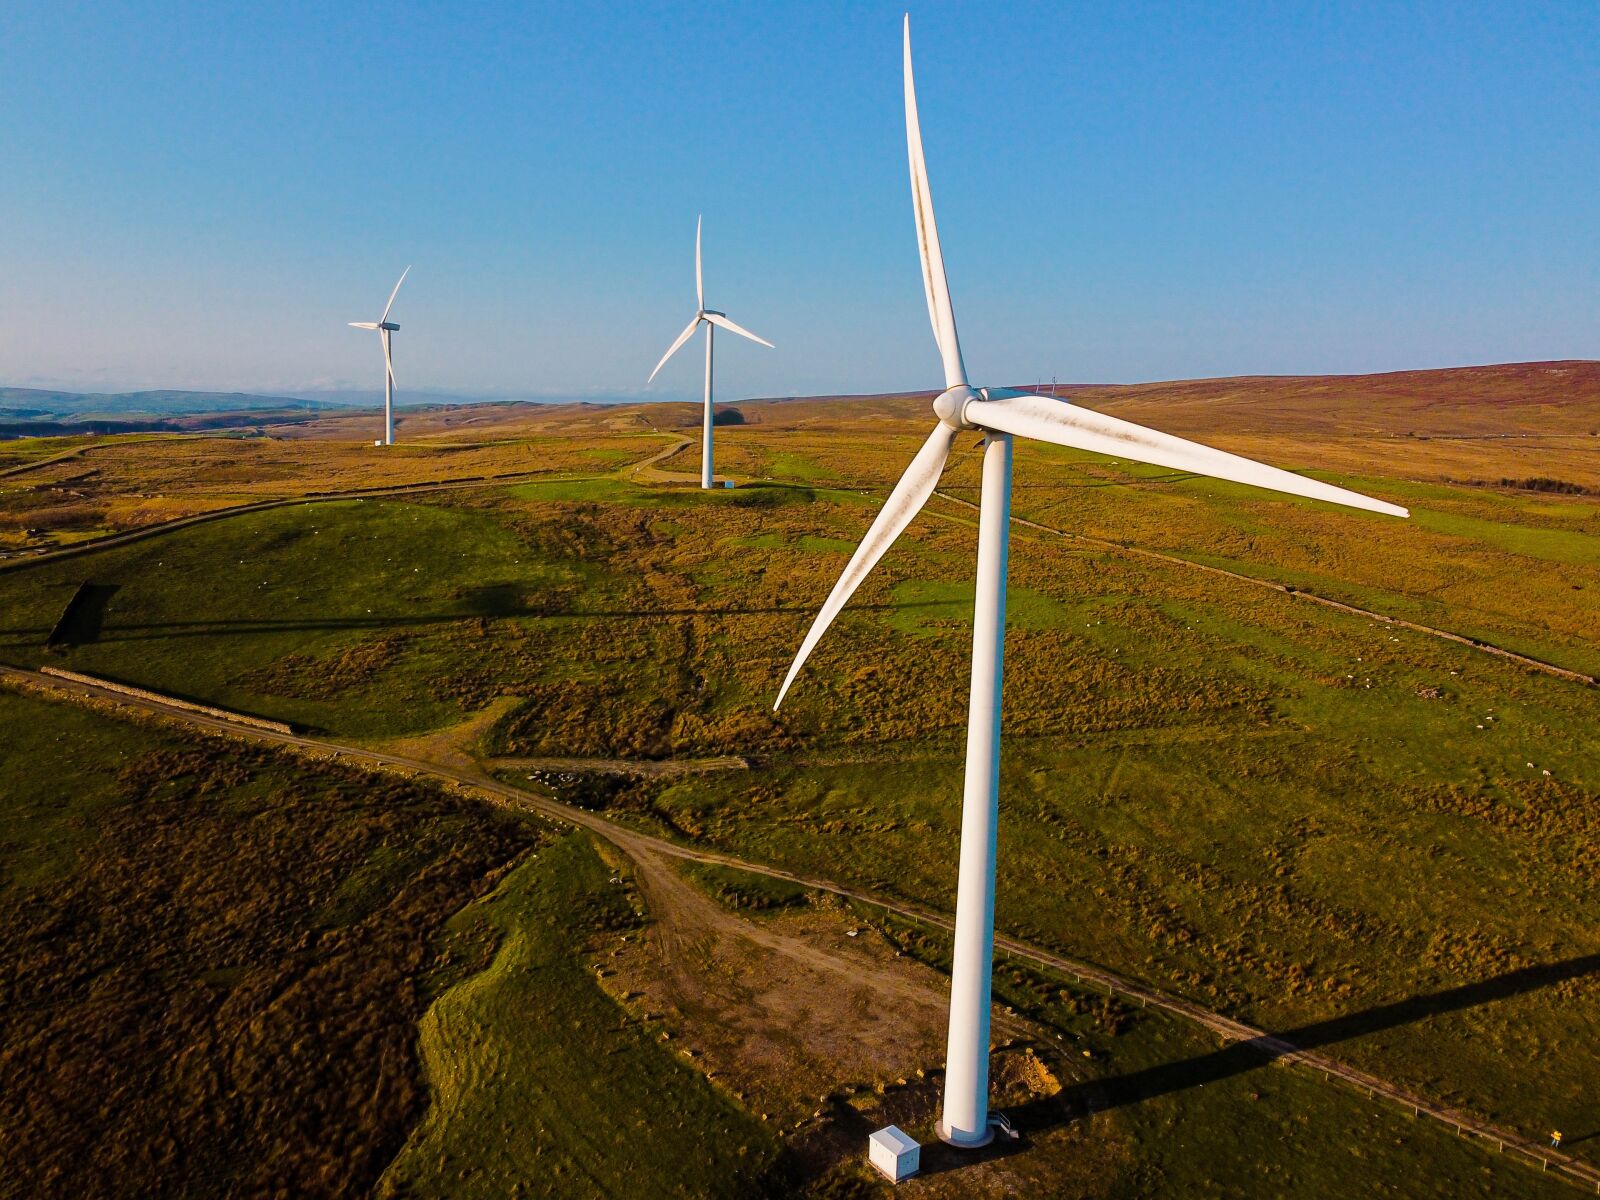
348, 266, 410, 446
774, 16, 1409, 1150
648, 217, 774, 488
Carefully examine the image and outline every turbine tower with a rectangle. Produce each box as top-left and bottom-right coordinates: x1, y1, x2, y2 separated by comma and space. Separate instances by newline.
349, 266, 410, 446
775, 16, 1409, 1150
648, 218, 773, 488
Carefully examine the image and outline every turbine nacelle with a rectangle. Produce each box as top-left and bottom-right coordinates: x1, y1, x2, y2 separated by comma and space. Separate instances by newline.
933, 385, 981, 429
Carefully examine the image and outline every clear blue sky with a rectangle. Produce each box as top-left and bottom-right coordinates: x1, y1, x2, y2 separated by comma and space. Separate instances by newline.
2, 1, 1597, 401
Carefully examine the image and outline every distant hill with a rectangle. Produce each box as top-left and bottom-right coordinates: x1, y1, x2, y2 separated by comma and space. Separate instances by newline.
0, 388, 364, 437
0, 387, 352, 423
739, 360, 1600, 439
1072, 360, 1600, 439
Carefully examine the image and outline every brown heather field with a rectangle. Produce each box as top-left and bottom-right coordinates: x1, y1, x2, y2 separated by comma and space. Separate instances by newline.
0, 687, 543, 1199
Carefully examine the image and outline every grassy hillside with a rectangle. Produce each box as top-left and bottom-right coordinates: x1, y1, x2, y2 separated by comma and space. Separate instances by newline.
378, 833, 782, 1199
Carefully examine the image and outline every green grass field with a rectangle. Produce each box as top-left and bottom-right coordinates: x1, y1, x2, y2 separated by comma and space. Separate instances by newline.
378, 833, 782, 1199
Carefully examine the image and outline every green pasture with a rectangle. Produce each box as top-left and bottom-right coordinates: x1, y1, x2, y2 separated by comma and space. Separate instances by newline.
887, 903, 1580, 1200
0, 497, 596, 737
377, 832, 781, 1199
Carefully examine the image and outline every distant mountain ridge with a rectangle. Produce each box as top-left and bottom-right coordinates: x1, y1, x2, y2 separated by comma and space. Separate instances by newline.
740, 360, 1600, 439
0, 387, 351, 422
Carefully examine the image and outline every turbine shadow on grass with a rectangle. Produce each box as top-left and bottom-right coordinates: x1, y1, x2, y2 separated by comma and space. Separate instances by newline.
1010, 952, 1600, 1135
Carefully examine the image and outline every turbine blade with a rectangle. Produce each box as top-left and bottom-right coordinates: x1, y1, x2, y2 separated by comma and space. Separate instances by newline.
704, 311, 774, 349
647, 314, 704, 383
381, 265, 411, 324
349, 322, 380, 330
384, 333, 397, 389
696, 215, 704, 312
775, 421, 959, 709
972, 389, 1409, 518
904, 15, 966, 390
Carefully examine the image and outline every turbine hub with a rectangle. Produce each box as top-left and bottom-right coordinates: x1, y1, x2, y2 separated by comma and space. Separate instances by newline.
933, 385, 981, 429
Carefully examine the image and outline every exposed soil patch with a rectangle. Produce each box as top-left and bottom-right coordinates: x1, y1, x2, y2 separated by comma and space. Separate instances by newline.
593, 843, 1121, 1196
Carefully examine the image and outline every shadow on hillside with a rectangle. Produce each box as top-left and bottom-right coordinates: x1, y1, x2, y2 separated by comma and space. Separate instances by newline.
1010, 952, 1600, 1134
46, 582, 120, 647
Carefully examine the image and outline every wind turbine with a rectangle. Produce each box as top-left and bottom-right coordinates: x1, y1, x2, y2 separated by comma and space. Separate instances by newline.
648, 218, 773, 488
348, 266, 410, 446
774, 16, 1409, 1150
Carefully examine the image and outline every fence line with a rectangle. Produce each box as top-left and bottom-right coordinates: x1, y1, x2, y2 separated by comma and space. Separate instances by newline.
36, 666, 294, 734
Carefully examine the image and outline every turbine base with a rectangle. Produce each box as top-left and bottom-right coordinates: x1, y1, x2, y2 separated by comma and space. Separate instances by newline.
935, 1119, 994, 1150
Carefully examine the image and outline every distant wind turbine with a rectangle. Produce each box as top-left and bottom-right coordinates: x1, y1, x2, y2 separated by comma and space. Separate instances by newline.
647, 218, 773, 488
348, 266, 410, 446
775, 15, 1409, 1150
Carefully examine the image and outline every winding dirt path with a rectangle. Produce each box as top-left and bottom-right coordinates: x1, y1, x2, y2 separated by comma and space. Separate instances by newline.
3, 662, 1594, 1193
0, 443, 102, 479
486, 754, 748, 779
622, 435, 698, 483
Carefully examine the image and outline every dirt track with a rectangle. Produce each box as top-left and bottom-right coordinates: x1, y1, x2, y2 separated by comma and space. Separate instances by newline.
4, 662, 1595, 1193
487, 753, 748, 778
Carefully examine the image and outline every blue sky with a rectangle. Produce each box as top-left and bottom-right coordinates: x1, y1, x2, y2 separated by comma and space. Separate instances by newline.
1, 1, 1597, 402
